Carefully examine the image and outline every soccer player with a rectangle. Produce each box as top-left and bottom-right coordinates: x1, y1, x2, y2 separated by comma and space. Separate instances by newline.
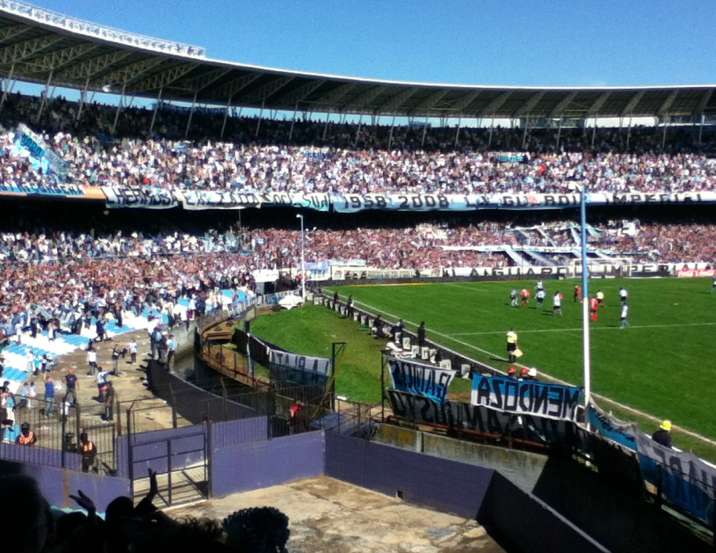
596, 289, 605, 307
712, 277, 716, 294
553, 291, 563, 316
620, 303, 629, 328
619, 287, 628, 304
506, 329, 518, 363
535, 280, 544, 293
536, 288, 546, 309
520, 288, 530, 308
590, 296, 599, 322
510, 288, 518, 307
574, 284, 582, 303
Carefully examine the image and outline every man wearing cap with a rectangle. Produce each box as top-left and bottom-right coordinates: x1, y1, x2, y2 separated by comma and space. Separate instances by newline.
506, 329, 518, 363
652, 420, 673, 448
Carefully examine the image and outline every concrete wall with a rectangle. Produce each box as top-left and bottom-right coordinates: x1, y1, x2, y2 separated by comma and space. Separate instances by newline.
325, 431, 493, 520
0, 459, 130, 513
373, 424, 547, 493
210, 430, 325, 498
0, 442, 82, 471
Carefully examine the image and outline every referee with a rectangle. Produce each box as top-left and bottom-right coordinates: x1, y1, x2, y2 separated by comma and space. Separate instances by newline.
506, 329, 518, 363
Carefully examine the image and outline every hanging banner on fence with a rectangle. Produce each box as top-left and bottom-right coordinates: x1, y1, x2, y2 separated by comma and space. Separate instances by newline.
586, 405, 638, 450
329, 191, 716, 213
388, 357, 455, 405
470, 374, 581, 421
0, 182, 105, 199
387, 389, 587, 448
268, 348, 332, 377
102, 186, 178, 209
180, 190, 330, 211
634, 433, 716, 526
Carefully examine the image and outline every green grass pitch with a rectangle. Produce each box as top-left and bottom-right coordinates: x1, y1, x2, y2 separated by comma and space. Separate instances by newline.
331, 278, 716, 442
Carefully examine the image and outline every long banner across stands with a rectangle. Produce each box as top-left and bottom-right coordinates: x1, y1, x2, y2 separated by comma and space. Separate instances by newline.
388, 357, 455, 405
179, 190, 331, 211
267, 348, 332, 377
470, 373, 582, 421
387, 389, 587, 448
102, 186, 178, 209
634, 433, 716, 526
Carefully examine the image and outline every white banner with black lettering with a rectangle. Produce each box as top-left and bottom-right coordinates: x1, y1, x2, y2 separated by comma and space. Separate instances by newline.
268, 348, 332, 377
180, 190, 330, 211
102, 186, 178, 209
330, 191, 716, 213
388, 357, 455, 405
471, 373, 582, 421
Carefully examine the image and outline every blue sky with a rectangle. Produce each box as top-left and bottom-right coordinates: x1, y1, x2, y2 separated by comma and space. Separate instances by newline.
27, 0, 716, 86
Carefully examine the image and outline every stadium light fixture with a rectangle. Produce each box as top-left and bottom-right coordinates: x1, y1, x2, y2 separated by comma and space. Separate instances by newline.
296, 213, 306, 300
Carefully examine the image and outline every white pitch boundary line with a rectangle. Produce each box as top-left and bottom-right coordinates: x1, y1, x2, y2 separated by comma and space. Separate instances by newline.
348, 296, 716, 448
450, 321, 716, 336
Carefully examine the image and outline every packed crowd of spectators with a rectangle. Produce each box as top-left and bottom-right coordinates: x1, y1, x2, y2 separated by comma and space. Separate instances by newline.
0, 216, 714, 339
1, 92, 715, 195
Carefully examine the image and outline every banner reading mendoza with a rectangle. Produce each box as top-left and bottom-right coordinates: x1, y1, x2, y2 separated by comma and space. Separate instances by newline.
388, 357, 455, 404
471, 374, 582, 421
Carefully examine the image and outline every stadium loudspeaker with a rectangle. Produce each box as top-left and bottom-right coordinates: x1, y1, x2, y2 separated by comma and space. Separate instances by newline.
421, 347, 430, 360
402, 336, 411, 351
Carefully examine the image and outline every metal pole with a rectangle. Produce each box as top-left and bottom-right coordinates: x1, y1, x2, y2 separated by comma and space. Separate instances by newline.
288, 103, 298, 142
36, 68, 53, 121
591, 123, 597, 149
220, 95, 232, 139
388, 115, 395, 149
185, 90, 198, 138
111, 75, 128, 135
76, 74, 91, 122
296, 214, 306, 298
380, 351, 385, 423
354, 115, 362, 147
556, 118, 563, 149
698, 113, 704, 145
580, 186, 591, 408
488, 118, 494, 147
454, 118, 461, 147
322, 110, 330, 140
149, 87, 163, 135
255, 98, 265, 138
0, 63, 15, 112
421, 118, 428, 147
661, 117, 668, 150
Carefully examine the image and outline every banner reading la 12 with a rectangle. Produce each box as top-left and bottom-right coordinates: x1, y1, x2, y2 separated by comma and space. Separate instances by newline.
388, 357, 455, 404
471, 374, 582, 421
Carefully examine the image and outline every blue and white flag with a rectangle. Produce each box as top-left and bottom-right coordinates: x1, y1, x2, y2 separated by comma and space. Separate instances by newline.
388, 357, 455, 405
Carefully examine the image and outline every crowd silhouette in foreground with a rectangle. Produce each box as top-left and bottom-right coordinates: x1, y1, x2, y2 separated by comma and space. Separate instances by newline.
0, 471, 290, 553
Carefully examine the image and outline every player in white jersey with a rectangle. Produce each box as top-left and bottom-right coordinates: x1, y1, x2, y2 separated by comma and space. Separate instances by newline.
553, 291, 563, 316
619, 287, 628, 304
620, 303, 629, 328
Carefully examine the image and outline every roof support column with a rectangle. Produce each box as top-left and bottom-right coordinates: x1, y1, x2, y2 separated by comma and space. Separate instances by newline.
591, 123, 597, 150
421, 118, 428, 148
255, 98, 265, 138
626, 117, 632, 150
75, 74, 91, 123
149, 87, 163, 135
661, 116, 668, 150
454, 117, 461, 147
354, 115, 362, 147
288, 103, 298, 143
220, 94, 232, 140
556, 118, 563, 150
185, 90, 198, 139
698, 113, 704, 145
0, 63, 16, 113
322, 110, 330, 141
521, 117, 529, 149
387, 115, 396, 149
111, 75, 128, 135
35, 68, 54, 123
488, 118, 494, 147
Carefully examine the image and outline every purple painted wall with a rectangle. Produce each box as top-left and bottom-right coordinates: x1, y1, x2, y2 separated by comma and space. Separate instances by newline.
210, 430, 324, 498
0, 459, 130, 513
0, 442, 82, 471
325, 432, 493, 520
211, 417, 268, 448
116, 423, 207, 478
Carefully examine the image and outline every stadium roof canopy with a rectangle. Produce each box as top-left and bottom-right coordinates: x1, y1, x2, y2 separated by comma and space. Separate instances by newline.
1, 1, 715, 121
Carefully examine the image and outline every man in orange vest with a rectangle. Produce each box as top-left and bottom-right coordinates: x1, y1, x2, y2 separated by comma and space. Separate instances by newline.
16, 422, 37, 446
79, 432, 97, 473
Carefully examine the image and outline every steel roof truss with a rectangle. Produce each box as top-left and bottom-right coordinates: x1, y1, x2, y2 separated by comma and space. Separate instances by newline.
130, 62, 199, 92
274, 78, 326, 107
512, 91, 546, 118
212, 72, 262, 102
478, 91, 513, 116
0, 34, 63, 65
548, 91, 577, 119
621, 90, 645, 116
17, 42, 98, 73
